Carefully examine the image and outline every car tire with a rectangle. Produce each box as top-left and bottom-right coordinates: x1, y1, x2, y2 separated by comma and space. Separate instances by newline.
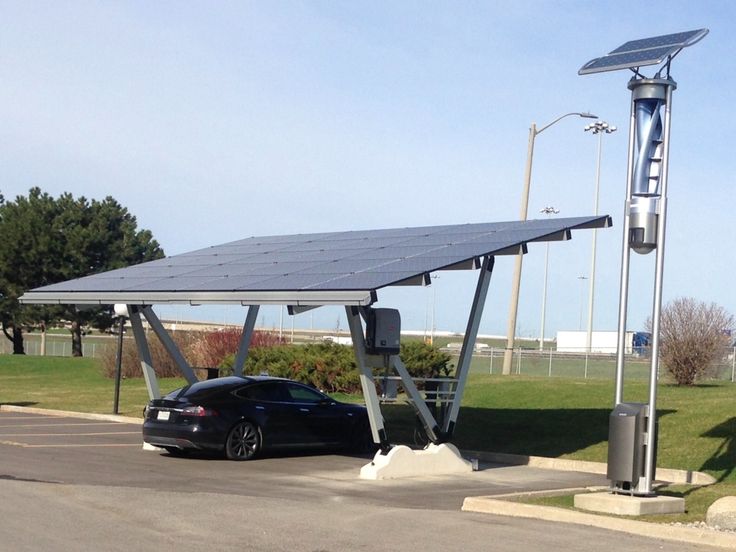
225, 420, 261, 461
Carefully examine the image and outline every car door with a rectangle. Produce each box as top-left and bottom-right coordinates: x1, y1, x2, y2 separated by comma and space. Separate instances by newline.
234, 382, 300, 447
283, 382, 345, 445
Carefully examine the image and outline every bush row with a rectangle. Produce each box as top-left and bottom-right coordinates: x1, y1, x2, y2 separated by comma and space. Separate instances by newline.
99, 329, 285, 379
101, 329, 452, 395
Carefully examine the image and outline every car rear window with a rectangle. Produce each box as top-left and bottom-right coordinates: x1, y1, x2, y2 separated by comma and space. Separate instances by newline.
180, 377, 248, 401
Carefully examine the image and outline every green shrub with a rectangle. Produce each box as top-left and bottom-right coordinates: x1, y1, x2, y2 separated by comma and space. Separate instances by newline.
220, 340, 451, 394
220, 342, 361, 393
399, 341, 453, 378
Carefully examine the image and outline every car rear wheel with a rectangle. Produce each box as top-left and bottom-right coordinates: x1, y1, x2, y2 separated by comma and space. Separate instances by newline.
225, 421, 260, 461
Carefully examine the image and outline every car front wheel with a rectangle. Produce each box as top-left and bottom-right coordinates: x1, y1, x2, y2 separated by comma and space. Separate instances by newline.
225, 421, 260, 461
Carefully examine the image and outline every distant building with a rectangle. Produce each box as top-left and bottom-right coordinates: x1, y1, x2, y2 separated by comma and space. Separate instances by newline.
556, 330, 650, 355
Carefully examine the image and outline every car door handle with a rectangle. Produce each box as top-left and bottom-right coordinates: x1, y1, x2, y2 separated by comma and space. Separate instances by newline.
299, 408, 310, 413
255, 406, 265, 411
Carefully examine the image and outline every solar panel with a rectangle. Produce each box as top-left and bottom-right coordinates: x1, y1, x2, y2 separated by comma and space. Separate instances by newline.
19, 215, 612, 306
579, 29, 708, 75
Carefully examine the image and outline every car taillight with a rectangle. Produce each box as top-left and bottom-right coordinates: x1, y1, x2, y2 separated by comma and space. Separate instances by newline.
181, 405, 218, 417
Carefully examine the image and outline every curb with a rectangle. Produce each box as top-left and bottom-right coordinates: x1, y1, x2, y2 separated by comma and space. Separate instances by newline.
0, 404, 143, 425
464, 449, 716, 485
462, 496, 736, 550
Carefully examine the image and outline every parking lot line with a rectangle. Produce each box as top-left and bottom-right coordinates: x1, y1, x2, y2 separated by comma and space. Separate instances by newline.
23, 444, 142, 448
0, 432, 140, 437
0, 440, 141, 448
0, 422, 132, 428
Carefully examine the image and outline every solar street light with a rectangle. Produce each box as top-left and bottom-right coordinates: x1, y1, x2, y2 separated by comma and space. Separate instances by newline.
580, 28, 708, 496
502, 111, 598, 375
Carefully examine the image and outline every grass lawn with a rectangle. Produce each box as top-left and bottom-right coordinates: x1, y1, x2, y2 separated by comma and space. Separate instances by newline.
0, 355, 186, 417
2, 354, 735, 522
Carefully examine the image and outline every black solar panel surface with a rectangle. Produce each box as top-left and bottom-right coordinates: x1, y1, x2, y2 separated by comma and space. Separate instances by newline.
579, 28, 708, 75
23, 215, 610, 300
609, 30, 706, 55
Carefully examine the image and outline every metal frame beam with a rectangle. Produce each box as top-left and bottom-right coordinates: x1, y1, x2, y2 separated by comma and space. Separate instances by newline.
345, 306, 390, 453
20, 290, 376, 306
141, 306, 198, 385
232, 305, 260, 377
128, 306, 160, 400
390, 356, 441, 443
443, 256, 495, 436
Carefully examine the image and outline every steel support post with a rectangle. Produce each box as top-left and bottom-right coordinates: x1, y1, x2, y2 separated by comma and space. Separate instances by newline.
443, 256, 495, 436
113, 316, 124, 415
391, 356, 441, 443
345, 306, 390, 452
640, 82, 675, 494
128, 306, 160, 400
614, 97, 638, 406
232, 305, 260, 377
141, 306, 198, 384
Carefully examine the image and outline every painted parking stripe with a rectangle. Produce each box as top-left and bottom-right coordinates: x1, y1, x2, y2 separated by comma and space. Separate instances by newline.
0, 422, 133, 428
0, 416, 57, 420
0, 440, 140, 448
0, 432, 140, 437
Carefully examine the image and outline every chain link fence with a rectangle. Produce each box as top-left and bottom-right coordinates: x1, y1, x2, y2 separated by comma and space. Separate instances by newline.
458, 346, 736, 382
0, 334, 115, 358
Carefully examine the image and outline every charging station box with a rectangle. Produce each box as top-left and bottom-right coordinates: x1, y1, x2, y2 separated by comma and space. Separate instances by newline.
366, 308, 401, 355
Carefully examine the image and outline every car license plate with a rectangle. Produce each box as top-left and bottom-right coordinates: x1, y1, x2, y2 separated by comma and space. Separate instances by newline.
157, 410, 170, 421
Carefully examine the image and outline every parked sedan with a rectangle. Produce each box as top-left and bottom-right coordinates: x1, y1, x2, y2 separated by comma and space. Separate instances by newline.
142, 376, 373, 460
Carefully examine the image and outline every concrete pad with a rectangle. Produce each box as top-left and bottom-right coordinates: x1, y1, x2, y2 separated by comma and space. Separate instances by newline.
360, 443, 473, 480
574, 491, 685, 515
464, 449, 716, 485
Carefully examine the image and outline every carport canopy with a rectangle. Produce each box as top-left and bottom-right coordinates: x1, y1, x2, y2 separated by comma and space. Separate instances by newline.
20, 215, 611, 307
19, 215, 612, 450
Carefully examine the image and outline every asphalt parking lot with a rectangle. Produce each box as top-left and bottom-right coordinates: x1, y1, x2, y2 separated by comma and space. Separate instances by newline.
0, 410, 719, 551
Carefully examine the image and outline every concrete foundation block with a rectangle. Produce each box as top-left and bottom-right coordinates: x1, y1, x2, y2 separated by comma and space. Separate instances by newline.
574, 491, 685, 516
360, 443, 473, 480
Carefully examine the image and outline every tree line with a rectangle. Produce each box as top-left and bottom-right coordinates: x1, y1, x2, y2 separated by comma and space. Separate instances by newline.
0, 188, 164, 355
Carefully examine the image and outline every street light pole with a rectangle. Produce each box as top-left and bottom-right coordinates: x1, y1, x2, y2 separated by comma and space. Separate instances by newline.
539, 206, 559, 351
577, 275, 588, 330
502, 111, 597, 375
584, 121, 617, 354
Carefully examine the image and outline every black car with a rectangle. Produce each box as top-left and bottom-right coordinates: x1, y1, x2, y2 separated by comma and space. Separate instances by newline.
142, 376, 373, 460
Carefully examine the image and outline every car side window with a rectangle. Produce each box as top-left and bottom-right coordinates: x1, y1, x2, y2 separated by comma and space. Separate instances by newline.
235, 382, 286, 402
285, 383, 327, 404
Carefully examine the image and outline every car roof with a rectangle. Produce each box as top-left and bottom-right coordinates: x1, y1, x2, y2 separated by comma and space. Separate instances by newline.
182, 375, 297, 394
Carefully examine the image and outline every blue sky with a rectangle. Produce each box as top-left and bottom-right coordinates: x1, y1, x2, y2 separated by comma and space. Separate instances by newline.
2, 1, 733, 337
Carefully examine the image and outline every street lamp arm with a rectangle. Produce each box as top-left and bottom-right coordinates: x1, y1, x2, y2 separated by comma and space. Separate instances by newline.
536, 111, 598, 135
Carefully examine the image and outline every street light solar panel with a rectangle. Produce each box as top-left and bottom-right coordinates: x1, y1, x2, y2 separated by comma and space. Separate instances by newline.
609, 29, 708, 55
580, 46, 679, 75
579, 28, 708, 75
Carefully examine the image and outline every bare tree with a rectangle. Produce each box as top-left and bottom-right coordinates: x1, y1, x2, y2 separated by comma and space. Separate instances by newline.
649, 298, 734, 385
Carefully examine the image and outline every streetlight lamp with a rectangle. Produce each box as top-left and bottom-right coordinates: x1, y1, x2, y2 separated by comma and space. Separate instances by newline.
539, 206, 559, 351
584, 121, 617, 354
502, 111, 598, 375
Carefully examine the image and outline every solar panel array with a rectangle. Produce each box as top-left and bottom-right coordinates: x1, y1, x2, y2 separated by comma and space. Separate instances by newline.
579, 29, 708, 75
21, 215, 611, 306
